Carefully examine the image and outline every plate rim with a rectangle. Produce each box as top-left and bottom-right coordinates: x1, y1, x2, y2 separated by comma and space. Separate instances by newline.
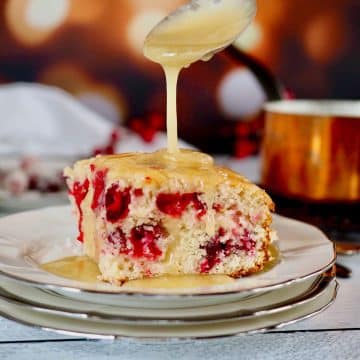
0, 205, 336, 298
0, 272, 335, 324
0, 280, 339, 340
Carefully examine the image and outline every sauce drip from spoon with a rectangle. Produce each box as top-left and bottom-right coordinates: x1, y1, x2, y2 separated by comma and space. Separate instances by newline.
143, 0, 256, 153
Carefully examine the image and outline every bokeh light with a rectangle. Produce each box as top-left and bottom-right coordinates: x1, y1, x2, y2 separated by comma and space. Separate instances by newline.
6, 0, 69, 46
0, 0, 357, 152
303, 11, 347, 64
77, 84, 127, 125
38, 62, 93, 93
234, 22, 264, 51
39, 62, 126, 123
130, 0, 185, 13
127, 10, 167, 56
67, 0, 106, 25
26, 0, 69, 29
256, 0, 288, 27
217, 68, 266, 119
125, 0, 185, 60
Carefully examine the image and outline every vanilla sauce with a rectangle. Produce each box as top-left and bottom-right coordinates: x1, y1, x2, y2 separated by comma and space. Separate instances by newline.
42, 0, 259, 288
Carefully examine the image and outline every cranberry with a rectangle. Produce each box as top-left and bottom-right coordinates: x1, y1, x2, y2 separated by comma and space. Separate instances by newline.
92, 147, 102, 156
108, 224, 164, 261
156, 192, 207, 219
70, 179, 90, 242
212, 203, 223, 212
91, 128, 120, 156
239, 230, 256, 252
45, 182, 61, 193
200, 238, 222, 273
28, 175, 38, 190
105, 184, 131, 222
129, 118, 143, 133
129, 225, 163, 260
156, 193, 185, 217
148, 113, 165, 129
90, 167, 108, 210
103, 145, 114, 154
134, 188, 144, 197
108, 227, 128, 254
129, 118, 157, 143
110, 129, 121, 143
234, 140, 258, 159
199, 228, 256, 273
141, 128, 156, 143
184, 193, 207, 218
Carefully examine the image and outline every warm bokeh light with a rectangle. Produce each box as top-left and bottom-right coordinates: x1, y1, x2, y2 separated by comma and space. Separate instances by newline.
130, 0, 185, 13
67, 0, 106, 25
38, 62, 93, 93
234, 22, 264, 52
77, 84, 127, 124
39, 62, 126, 123
217, 68, 266, 119
0, 0, 358, 152
127, 10, 166, 56
256, 0, 288, 27
26, 0, 69, 29
125, 0, 185, 60
303, 11, 347, 64
6, 0, 69, 46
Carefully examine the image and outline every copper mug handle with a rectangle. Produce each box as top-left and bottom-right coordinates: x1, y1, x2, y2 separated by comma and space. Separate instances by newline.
226, 45, 283, 102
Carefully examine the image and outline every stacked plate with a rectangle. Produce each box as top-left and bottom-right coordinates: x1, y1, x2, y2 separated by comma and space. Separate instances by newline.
0, 206, 337, 340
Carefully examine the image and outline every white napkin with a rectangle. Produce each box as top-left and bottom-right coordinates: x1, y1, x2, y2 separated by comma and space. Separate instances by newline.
0, 83, 114, 157
0, 83, 191, 158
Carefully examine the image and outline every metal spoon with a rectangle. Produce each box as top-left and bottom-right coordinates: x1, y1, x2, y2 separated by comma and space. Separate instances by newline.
335, 262, 352, 279
144, 0, 257, 66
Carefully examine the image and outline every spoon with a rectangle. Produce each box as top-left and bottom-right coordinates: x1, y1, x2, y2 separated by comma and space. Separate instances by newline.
144, 0, 257, 67
335, 262, 352, 279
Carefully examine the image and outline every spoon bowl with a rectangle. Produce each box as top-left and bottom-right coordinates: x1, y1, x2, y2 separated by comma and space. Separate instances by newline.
144, 0, 257, 67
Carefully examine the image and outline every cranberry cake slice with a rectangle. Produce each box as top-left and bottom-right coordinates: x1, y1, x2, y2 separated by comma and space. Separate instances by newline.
64, 149, 275, 284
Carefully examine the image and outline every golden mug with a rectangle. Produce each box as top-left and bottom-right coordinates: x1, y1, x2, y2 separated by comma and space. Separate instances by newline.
262, 100, 360, 202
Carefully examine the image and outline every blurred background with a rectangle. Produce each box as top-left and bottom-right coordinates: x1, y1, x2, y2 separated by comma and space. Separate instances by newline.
0, 0, 359, 155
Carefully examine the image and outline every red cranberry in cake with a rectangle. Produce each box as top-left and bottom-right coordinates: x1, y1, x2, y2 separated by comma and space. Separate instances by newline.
106, 224, 164, 261
90, 166, 107, 211
199, 228, 257, 273
107, 227, 127, 253
64, 149, 276, 284
128, 224, 164, 260
134, 188, 144, 197
69, 179, 89, 242
156, 192, 207, 218
105, 184, 131, 222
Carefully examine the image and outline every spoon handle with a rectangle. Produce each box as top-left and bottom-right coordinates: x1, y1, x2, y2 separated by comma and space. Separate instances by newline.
335, 262, 352, 279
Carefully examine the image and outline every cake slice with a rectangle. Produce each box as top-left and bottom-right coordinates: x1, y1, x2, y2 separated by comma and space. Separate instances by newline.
64, 149, 275, 284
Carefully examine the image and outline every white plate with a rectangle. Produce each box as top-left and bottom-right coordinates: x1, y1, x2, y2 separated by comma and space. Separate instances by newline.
0, 273, 333, 324
0, 280, 338, 339
0, 156, 71, 212
0, 206, 335, 308
0, 190, 68, 212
